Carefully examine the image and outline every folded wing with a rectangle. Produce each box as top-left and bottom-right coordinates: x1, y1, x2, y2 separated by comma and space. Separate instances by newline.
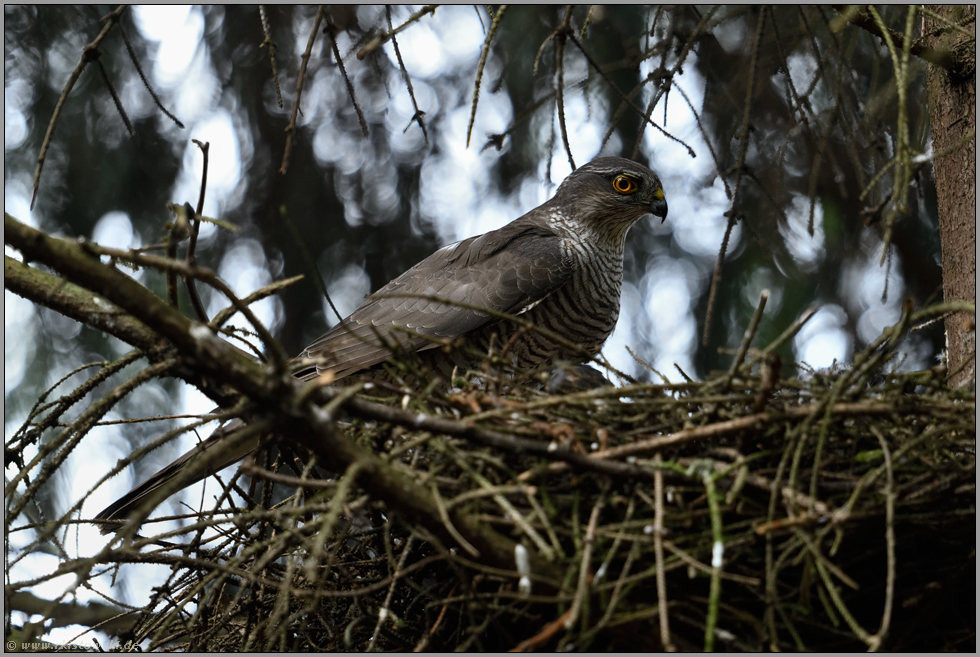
295, 216, 572, 380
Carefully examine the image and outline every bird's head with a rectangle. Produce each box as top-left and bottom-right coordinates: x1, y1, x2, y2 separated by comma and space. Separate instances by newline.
553, 157, 668, 241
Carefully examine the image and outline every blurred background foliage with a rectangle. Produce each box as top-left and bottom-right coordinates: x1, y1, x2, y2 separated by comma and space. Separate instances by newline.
5, 5, 945, 527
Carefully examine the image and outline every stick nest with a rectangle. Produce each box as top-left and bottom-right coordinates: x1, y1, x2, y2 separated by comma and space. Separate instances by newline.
15, 306, 977, 652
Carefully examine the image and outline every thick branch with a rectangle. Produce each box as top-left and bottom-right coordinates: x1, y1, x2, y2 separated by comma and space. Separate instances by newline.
832, 5, 963, 74
5, 255, 158, 351
8, 591, 134, 636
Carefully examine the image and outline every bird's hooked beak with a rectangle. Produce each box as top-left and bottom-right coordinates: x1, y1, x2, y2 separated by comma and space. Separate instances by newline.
650, 188, 668, 223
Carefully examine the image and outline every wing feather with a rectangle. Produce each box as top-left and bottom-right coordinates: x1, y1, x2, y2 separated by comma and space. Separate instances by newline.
295, 215, 571, 379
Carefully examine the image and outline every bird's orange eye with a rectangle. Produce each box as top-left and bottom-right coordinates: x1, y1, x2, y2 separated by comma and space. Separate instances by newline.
612, 175, 638, 194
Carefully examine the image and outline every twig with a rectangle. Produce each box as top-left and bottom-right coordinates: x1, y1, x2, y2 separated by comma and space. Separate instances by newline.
629, 6, 720, 160
280, 6, 325, 174
533, 399, 925, 479
4, 255, 161, 353
554, 6, 576, 170
867, 4, 918, 264
565, 492, 604, 630
413, 582, 454, 651
701, 472, 723, 652
919, 4, 977, 39
868, 427, 896, 651
431, 483, 480, 557
367, 535, 415, 652
466, 5, 508, 148
328, 17, 369, 138
701, 6, 767, 347
726, 289, 769, 378
165, 203, 189, 308
94, 56, 134, 136
76, 241, 291, 371
356, 5, 438, 60
584, 537, 640, 644
661, 540, 761, 587
5, 360, 178, 523
796, 529, 872, 645
569, 32, 695, 157
452, 454, 554, 560
745, 305, 818, 367
831, 4, 956, 71
184, 139, 210, 321
510, 608, 574, 652
303, 460, 367, 575
119, 22, 184, 127
653, 452, 674, 650
701, 210, 740, 348
258, 6, 283, 109
386, 6, 428, 144
31, 5, 127, 209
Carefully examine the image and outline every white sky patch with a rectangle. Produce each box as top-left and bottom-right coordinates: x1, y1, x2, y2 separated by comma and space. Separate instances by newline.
636, 258, 701, 381
641, 65, 707, 170
188, 110, 242, 206
742, 267, 784, 317
171, 51, 221, 129
7, 553, 79, 613
852, 242, 906, 310
79, 415, 135, 516
4, 78, 31, 150
666, 175, 738, 259
858, 304, 904, 345
519, 173, 554, 212
325, 264, 372, 327
419, 155, 481, 239
180, 379, 221, 421
546, 94, 606, 175
780, 195, 826, 271
384, 6, 487, 80
386, 21, 447, 78
133, 5, 200, 86
92, 211, 137, 250
640, 66, 734, 261
643, 273, 694, 353
92, 211, 144, 282
386, 78, 438, 155
4, 291, 38, 408
418, 112, 521, 243
133, 5, 232, 222
841, 238, 907, 343
713, 15, 748, 54
445, 94, 513, 165
785, 53, 819, 104
603, 280, 642, 379
794, 305, 851, 370
430, 6, 492, 66
168, 110, 243, 240
4, 177, 37, 228
213, 238, 282, 334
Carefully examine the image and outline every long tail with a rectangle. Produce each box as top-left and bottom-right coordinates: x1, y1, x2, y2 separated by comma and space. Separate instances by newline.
94, 419, 261, 534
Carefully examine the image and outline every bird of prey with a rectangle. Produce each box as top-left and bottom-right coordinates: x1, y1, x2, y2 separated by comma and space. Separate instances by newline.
95, 156, 667, 530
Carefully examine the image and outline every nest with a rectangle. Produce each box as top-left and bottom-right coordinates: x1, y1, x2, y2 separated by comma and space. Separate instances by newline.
15, 304, 973, 652
78, 303, 971, 652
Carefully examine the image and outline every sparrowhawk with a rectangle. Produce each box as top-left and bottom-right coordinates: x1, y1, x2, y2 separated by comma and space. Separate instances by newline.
95, 156, 667, 529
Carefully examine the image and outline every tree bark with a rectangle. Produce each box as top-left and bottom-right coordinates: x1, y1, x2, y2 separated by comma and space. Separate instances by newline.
925, 5, 976, 388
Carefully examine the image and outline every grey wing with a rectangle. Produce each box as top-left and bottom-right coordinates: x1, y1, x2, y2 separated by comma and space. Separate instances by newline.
295, 219, 572, 380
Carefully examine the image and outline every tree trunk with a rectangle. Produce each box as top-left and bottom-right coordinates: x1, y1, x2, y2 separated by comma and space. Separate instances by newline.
925, 5, 976, 388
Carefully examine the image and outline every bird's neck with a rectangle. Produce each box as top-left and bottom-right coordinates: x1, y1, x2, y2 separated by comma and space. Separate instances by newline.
547, 211, 635, 262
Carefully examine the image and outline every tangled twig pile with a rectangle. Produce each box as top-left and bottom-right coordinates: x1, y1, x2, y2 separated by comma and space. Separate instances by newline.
9, 300, 972, 652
